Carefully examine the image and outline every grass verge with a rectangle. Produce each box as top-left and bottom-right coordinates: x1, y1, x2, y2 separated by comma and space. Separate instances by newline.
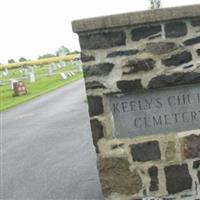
0, 72, 83, 111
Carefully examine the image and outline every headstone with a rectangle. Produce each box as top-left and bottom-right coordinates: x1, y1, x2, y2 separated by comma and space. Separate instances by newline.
70, 71, 75, 76
60, 72, 67, 80
28, 72, 35, 83
9, 79, 18, 90
2, 71, 7, 77
59, 61, 66, 67
57, 63, 62, 68
0, 80, 3, 86
52, 63, 57, 71
13, 81, 27, 96
48, 65, 53, 76
24, 68, 29, 76
66, 72, 72, 77
75, 61, 82, 72
72, 5, 200, 199
4, 68, 8, 75
28, 66, 34, 74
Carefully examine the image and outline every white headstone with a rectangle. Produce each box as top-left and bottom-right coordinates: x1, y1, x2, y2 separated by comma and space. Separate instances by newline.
28, 72, 35, 83
24, 68, 29, 76
52, 63, 57, 71
28, 66, 35, 74
57, 63, 61, 68
67, 72, 73, 77
60, 72, 67, 80
4, 68, 9, 75
2, 71, 7, 77
0, 80, 3, 86
75, 61, 82, 72
59, 61, 66, 67
9, 79, 18, 90
48, 65, 53, 76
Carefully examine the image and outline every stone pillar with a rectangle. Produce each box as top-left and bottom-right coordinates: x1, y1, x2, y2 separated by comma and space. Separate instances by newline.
72, 5, 200, 200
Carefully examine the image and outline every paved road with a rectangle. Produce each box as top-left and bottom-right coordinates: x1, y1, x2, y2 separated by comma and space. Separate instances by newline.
0, 79, 104, 200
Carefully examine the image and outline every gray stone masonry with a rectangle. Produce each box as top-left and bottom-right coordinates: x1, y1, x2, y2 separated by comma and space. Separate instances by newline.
72, 4, 200, 200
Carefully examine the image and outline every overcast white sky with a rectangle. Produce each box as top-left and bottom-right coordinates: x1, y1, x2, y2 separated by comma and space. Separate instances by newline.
0, 0, 199, 63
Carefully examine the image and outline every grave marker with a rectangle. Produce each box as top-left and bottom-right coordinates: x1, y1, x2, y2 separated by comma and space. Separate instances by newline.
13, 81, 27, 96
59, 61, 66, 67
0, 80, 3, 86
4, 68, 8, 75
9, 79, 18, 90
28, 72, 35, 83
60, 72, 67, 80
48, 65, 53, 76
2, 71, 7, 77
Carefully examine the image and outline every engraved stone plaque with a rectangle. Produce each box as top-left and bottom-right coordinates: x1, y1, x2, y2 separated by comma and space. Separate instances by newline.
109, 84, 200, 138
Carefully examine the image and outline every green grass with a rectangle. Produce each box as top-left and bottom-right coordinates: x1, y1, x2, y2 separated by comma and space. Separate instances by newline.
0, 63, 83, 111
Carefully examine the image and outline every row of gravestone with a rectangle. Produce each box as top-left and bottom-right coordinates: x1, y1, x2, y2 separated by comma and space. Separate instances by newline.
0, 60, 82, 86
8, 70, 76, 90
0, 60, 82, 77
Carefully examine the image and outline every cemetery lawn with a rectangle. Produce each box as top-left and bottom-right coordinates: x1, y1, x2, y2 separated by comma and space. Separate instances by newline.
0, 64, 83, 111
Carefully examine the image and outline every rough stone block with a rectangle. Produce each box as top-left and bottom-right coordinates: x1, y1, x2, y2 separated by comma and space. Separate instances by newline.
148, 72, 200, 89
131, 25, 161, 41
183, 36, 200, 46
164, 164, 192, 194
130, 141, 161, 162
162, 51, 192, 67
146, 42, 177, 55
87, 96, 103, 117
197, 49, 200, 56
191, 18, 200, 26
183, 134, 200, 159
84, 63, 114, 77
123, 58, 155, 74
107, 49, 138, 57
97, 157, 142, 197
85, 81, 106, 90
165, 22, 187, 38
193, 160, 200, 169
117, 79, 143, 93
165, 141, 176, 162
90, 119, 103, 153
81, 53, 95, 62
183, 64, 193, 69
79, 31, 126, 50
148, 166, 159, 192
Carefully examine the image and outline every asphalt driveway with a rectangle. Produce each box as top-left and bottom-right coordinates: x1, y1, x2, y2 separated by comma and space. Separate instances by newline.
0, 79, 103, 200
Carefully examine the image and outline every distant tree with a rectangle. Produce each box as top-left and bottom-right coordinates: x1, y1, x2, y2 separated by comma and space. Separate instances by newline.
8, 59, 15, 63
38, 54, 56, 59
149, 0, 161, 9
56, 46, 70, 56
71, 50, 80, 54
19, 57, 27, 62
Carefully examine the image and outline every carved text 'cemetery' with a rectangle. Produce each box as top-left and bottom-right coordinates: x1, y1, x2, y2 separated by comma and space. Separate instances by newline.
109, 84, 200, 137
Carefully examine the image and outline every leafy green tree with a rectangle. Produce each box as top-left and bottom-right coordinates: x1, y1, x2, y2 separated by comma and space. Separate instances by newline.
19, 57, 27, 62
38, 54, 56, 59
149, 0, 161, 9
8, 59, 15, 63
71, 50, 80, 54
56, 46, 70, 56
